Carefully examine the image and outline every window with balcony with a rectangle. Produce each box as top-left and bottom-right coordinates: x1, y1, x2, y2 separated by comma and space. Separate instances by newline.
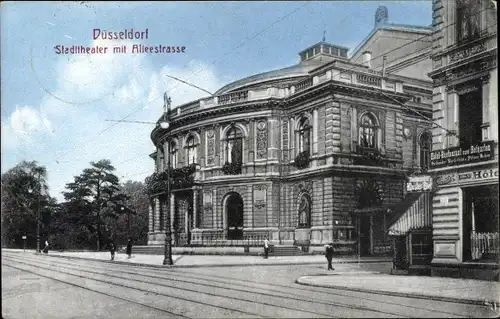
225, 126, 243, 164
170, 141, 178, 169
185, 135, 198, 165
458, 84, 482, 148
419, 132, 432, 172
297, 117, 311, 153
359, 113, 379, 150
456, 0, 481, 44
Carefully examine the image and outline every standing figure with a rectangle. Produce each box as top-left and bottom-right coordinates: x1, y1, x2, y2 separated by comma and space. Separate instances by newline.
126, 238, 132, 259
325, 243, 335, 271
109, 241, 116, 261
42, 240, 50, 254
263, 237, 269, 259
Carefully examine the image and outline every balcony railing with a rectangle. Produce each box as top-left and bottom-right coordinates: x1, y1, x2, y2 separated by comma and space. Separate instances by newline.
295, 78, 314, 92
357, 74, 382, 87
166, 63, 408, 119
471, 231, 499, 261
190, 230, 270, 247
217, 90, 249, 105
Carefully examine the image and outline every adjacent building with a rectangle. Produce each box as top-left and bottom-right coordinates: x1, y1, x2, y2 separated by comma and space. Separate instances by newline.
147, 7, 436, 256
428, 0, 498, 280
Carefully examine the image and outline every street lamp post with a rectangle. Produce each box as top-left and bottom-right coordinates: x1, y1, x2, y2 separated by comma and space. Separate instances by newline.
162, 92, 173, 266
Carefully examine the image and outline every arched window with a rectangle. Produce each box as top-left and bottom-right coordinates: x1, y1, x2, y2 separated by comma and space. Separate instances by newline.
298, 118, 311, 153
359, 113, 378, 149
226, 126, 243, 164
298, 193, 311, 228
419, 132, 432, 172
185, 136, 198, 165
170, 141, 178, 169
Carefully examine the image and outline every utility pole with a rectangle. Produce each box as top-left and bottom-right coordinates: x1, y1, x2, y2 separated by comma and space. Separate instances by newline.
36, 171, 41, 253
162, 92, 173, 265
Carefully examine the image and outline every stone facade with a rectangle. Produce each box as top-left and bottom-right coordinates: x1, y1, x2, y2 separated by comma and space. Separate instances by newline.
428, 0, 498, 280
147, 7, 434, 255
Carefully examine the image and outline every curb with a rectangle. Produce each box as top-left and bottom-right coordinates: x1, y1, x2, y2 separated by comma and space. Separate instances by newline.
9, 252, 390, 269
295, 277, 498, 306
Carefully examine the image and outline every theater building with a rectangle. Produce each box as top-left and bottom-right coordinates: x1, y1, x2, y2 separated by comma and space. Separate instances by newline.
428, 0, 498, 280
147, 7, 435, 255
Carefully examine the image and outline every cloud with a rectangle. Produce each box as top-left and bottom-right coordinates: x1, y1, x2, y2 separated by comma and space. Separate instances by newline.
3, 39, 226, 203
1, 106, 54, 150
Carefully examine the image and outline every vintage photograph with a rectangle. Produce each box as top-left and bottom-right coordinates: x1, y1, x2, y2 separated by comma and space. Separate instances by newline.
1, 1, 498, 318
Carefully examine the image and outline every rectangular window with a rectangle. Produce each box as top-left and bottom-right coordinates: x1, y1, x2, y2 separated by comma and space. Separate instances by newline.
462, 185, 499, 262
458, 84, 482, 148
456, 0, 481, 44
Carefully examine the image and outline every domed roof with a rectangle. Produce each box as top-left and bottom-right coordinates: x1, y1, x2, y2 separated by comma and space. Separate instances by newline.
214, 59, 326, 95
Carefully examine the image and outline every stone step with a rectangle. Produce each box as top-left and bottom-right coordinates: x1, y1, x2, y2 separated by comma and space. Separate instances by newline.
126, 245, 308, 256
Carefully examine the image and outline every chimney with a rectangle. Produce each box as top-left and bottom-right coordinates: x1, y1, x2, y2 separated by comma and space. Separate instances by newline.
362, 51, 372, 68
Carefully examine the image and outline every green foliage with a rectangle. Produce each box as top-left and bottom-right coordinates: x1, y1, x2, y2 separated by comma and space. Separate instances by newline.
1, 161, 54, 249
62, 159, 127, 251
144, 164, 196, 196
221, 162, 242, 175
354, 150, 387, 167
294, 151, 310, 169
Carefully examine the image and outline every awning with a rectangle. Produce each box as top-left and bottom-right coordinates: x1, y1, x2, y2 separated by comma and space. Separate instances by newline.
387, 192, 431, 236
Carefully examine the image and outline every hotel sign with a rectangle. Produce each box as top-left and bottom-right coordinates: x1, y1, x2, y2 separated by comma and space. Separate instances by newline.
430, 141, 494, 169
406, 175, 433, 192
458, 168, 499, 182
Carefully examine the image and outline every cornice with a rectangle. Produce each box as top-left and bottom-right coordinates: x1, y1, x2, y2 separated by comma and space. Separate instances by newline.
429, 47, 497, 79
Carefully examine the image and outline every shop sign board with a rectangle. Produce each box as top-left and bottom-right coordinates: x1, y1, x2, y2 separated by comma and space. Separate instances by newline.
430, 141, 494, 169
458, 168, 499, 182
406, 175, 433, 192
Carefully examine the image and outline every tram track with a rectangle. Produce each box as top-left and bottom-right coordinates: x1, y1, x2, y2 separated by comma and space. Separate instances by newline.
3, 255, 340, 318
1, 263, 189, 319
3, 252, 486, 318
2, 256, 265, 318
3, 252, 479, 318
2, 253, 408, 318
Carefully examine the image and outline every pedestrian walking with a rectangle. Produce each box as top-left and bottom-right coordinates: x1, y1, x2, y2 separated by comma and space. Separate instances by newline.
325, 243, 335, 270
109, 241, 116, 261
42, 240, 50, 254
126, 238, 132, 259
263, 237, 269, 259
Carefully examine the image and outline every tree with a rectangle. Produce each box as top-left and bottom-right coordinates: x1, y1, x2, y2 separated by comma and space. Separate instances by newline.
62, 159, 126, 251
114, 180, 149, 246
1, 161, 54, 249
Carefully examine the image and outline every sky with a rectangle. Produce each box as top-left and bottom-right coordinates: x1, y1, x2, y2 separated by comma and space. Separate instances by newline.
1, 1, 432, 202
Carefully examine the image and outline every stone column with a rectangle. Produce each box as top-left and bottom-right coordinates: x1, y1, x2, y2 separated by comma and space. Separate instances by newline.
213, 188, 218, 229
148, 202, 154, 233
184, 205, 189, 234
290, 117, 296, 158
193, 190, 198, 228
313, 108, 319, 154
482, 76, 490, 140
154, 198, 160, 232
222, 197, 227, 231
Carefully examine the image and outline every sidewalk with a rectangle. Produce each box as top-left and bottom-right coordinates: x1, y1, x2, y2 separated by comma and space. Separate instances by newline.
2, 249, 390, 268
296, 272, 500, 305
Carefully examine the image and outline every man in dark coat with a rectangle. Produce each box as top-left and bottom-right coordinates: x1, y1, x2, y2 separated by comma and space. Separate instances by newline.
325, 243, 335, 271
126, 238, 132, 259
109, 241, 116, 261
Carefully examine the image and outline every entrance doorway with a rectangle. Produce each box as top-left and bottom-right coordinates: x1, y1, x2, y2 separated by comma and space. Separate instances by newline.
358, 216, 371, 256
225, 193, 244, 240
393, 236, 408, 270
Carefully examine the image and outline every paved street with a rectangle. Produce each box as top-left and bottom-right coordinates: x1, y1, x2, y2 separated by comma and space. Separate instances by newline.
2, 250, 498, 318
